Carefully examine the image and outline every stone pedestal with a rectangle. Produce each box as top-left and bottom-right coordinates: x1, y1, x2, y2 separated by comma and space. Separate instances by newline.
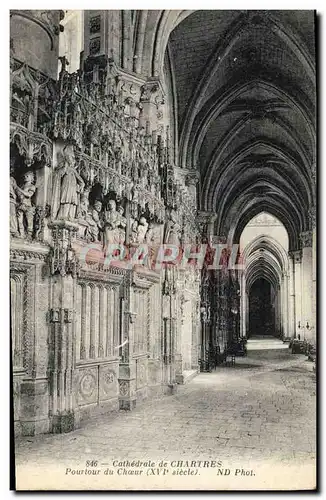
20, 378, 49, 436
51, 411, 75, 434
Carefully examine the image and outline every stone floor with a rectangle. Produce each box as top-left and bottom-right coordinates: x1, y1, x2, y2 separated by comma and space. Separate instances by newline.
15, 337, 316, 490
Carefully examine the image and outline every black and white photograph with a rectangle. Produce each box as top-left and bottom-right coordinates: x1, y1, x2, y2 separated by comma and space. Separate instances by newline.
9, 8, 317, 491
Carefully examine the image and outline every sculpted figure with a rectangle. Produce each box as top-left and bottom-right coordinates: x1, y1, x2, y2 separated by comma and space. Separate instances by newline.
16, 171, 36, 238
117, 204, 127, 244
137, 216, 148, 244
145, 221, 160, 262
88, 200, 103, 242
145, 221, 161, 245
10, 164, 18, 236
77, 189, 96, 240
145, 221, 155, 244
104, 199, 120, 246
130, 220, 139, 244
52, 147, 85, 220
77, 189, 90, 219
164, 210, 181, 245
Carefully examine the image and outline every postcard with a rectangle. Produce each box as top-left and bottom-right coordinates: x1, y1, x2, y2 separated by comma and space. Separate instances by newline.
10, 8, 317, 491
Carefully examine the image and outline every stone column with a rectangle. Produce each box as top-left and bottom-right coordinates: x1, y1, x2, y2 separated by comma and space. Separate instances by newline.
300, 231, 313, 343
174, 272, 185, 383
48, 221, 79, 433
118, 270, 137, 410
245, 290, 250, 337
171, 291, 178, 385
274, 285, 281, 337
292, 250, 302, 338
281, 273, 289, 339
197, 211, 217, 243
89, 284, 97, 358
310, 206, 317, 344
185, 170, 200, 210
59, 10, 84, 73
98, 285, 105, 358
139, 80, 165, 133
191, 291, 201, 371
79, 283, 87, 359
287, 253, 296, 339
240, 272, 246, 337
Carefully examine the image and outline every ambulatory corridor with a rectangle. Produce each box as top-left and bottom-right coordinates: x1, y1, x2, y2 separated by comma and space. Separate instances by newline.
15, 339, 316, 490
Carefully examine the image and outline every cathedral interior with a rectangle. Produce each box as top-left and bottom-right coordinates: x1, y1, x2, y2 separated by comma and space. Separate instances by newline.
10, 10, 316, 441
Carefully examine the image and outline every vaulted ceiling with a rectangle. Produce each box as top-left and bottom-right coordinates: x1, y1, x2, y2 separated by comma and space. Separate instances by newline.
168, 10, 316, 250
243, 234, 289, 290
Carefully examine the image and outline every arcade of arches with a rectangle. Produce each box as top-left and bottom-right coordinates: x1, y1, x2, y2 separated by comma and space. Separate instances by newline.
10, 10, 316, 436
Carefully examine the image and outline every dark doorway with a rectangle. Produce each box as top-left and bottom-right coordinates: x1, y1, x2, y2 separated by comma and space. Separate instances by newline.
249, 278, 275, 337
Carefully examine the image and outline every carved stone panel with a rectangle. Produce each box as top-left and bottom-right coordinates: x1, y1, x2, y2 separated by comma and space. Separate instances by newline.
77, 368, 98, 406
99, 364, 118, 401
75, 280, 120, 361
119, 380, 129, 397
10, 260, 36, 375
